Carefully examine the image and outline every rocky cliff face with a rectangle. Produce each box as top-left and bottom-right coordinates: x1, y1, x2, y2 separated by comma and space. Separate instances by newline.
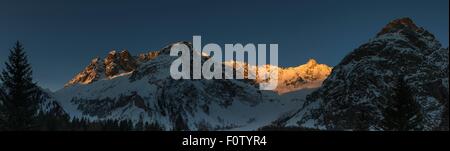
65, 58, 104, 86
274, 59, 332, 94
65, 50, 155, 87
285, 18, 449, 130
104, 50, 138, 78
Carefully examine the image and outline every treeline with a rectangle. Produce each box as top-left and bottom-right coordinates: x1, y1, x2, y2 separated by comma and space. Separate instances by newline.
0, 41, 163, 131
35, 112, 164, 131
258, 125, 319, 131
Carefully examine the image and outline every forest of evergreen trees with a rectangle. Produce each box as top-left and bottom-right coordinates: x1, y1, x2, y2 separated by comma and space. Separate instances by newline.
0, 41, 163, 131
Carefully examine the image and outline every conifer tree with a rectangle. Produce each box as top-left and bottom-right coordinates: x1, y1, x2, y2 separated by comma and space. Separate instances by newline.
0, 41, 40, 130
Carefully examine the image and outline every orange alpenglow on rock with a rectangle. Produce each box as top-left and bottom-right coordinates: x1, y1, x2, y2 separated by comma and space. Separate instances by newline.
224, 58, 332, 94
67, 47, 332, 94
270, 58, 332, 94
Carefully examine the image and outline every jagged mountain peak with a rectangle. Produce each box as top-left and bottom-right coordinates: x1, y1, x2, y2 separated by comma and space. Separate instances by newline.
374, 17, 441, 52
90, 57, 101, 64
274, 59, 332, 94
377, 17, 419, 36
104, 49, 137, 77
108, 50, 117, 55
65, 56, 105, 87
305, 58, 318, 66
65, 49, 139, 87
104, 49, 133, 61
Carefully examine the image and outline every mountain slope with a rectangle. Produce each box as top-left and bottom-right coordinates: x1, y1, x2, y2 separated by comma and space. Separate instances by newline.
0, 83, 68, 120
55, 42, 318, 130
284, 18, 449, 130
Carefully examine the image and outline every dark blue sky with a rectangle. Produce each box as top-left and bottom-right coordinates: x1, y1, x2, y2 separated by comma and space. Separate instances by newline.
0, 0, 448, 91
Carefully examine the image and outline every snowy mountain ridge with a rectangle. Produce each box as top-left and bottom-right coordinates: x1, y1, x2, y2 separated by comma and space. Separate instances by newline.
54, 42, 320, 130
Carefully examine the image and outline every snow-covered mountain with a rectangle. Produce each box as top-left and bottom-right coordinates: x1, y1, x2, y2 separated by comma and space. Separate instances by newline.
38, 88, 67, 116
51, 17, 447, 131
283, 18, 449, 130
224, 59, 332, 94
54, 42, 322, 130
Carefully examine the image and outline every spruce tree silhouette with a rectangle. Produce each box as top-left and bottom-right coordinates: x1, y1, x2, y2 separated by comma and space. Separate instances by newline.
0, 41, 40, 130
